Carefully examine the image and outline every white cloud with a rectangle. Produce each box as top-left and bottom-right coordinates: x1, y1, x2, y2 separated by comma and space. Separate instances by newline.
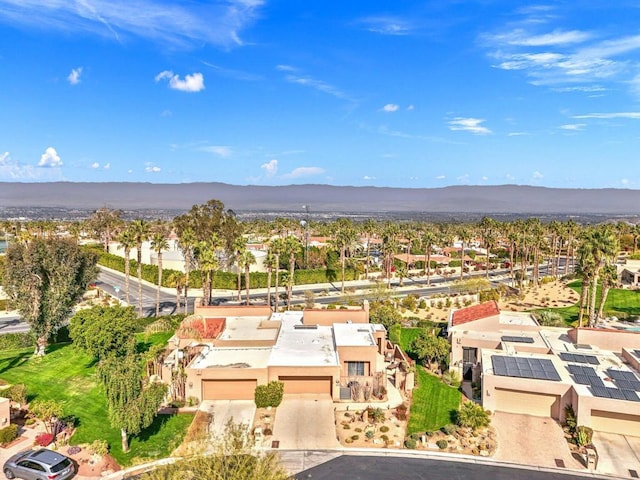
155, 70, 205, 92
448, 117, 492, 135
435, 175, 446, 180
359, 16, 413, 36
621, 178, 630, 186
481, 176, 489, 181
0, 0, 264, 49
261, 159, 278, 176
145, 163, 161, 173
127, 169, 133, 174
281, 166, 325, 179
560, 123, 586, 131
0, 151, 63, 180
38, 147, 62, 167
103, 163, 110, 170
381, 103, 399, 112
67, 67, 83, 85
457, 174, 470, 182
275, 64, 297, 72
505, 173, 515, 180
363, 175, 376, 180
0, 152, 9, 165
200, 145, 232, 157
491, 29, 591, 47
406, 105, 415, 111
572, 112, 640, 119
532, 171, 544, 179
279, 66, 353, 103
508, 132, 528, 136
91, 162, 100, 169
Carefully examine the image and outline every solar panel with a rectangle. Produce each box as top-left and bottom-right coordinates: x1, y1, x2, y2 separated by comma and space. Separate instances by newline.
607, 388, 627, 400
491, 355, 561, 382
559, 352, 600, 365
583, 366, 598, 377
607, 369, 628, 380
586, 356, 600, 365
560, 353, 575, 362
567, 364, 583, 375
615, 379, 633, 390
590, 386, 610, 398
630, 381, 640, 392
588, 377, 605, 388
501, 335, 535, 344
621, 389, 640, 402
573, 374, 591, 385
634, 350, 640, 358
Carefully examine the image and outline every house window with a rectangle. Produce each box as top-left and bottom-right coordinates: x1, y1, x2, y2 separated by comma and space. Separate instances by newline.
463, 347, 477, 365
347, 361, 365, 376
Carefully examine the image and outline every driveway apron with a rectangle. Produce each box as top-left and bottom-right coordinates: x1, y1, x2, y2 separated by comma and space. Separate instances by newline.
272, 394, 339, 449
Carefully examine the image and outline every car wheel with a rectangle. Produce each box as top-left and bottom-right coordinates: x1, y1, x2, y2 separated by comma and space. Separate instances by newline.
3, 468, 15, 479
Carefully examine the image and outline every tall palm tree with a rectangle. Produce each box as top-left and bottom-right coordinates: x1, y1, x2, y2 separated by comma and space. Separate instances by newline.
332, 219, 358, 294
177, 227, 196, 314
130, 219, 150, 317
151, 231, 169, 317
282, 236, 301, 309
381, 223, 399, 289
196, 239, 219, 306
596, 263, 618, 321
479, 217, 497, 280
240, 250, 256, 305
264, 249, 277, 309
583, 227, 618, 327
118, 227, 136, 304
576, 240, 596, 328
421, 225, 437, 285
457, 225, 473, 281
361, 219, 377, 278
165, 271, 186, 313
270, 238, 284, 311
232, 237, 246, 302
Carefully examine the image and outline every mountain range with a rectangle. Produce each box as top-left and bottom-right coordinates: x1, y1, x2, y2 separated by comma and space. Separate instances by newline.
2, 182, 640, 215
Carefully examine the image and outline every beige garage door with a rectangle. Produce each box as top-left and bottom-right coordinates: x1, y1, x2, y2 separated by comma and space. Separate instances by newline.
494, 388, 560, 418
591, 410, 640, 437
279, 376, 332, 395
202, 379, 257, 400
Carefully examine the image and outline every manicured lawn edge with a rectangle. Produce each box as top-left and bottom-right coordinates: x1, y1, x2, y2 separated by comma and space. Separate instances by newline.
407, 366, 461, 434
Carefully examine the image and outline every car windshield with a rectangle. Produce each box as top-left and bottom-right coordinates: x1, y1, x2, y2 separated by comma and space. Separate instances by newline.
50, 458, 72, 473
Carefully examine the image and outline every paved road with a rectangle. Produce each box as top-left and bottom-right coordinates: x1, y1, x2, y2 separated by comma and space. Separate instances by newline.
0, 314, 29, 334
292, 454, 608, 480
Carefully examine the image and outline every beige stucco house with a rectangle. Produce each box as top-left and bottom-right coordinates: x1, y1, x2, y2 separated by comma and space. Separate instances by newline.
449, 301, 640, 436
160, 302, 408, 404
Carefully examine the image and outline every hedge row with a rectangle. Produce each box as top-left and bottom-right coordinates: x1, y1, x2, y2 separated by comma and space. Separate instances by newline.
89, 247, 357, 289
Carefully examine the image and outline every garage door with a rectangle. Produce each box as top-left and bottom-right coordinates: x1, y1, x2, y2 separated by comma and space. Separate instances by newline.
202, 379, 257, 400
279, 376, 332, 395
494, 388, 560, 418
591, 410, 640, 437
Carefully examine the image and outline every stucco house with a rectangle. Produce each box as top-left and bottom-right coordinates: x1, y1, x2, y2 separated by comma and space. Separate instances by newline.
449, 301, 640, 436
160, 302, 410, 404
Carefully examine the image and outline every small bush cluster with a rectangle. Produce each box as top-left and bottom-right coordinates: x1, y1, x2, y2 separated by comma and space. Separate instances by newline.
404, 437, 417, 449
35, 432, 54, 447
89, 439, 109, 456
254, 381, 284, 408
0, 424, 18, 445
436, 439, 448, 450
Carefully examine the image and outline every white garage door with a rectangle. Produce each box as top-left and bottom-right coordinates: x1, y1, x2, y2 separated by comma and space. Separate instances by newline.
494, 388, 560, 418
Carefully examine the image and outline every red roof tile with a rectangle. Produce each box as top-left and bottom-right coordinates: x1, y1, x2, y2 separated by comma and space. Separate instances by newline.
452, 301, 500, 327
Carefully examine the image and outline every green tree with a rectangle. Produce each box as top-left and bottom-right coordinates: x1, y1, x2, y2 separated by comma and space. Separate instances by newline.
369, 302, 402, 329
331, 218, 358, 293
240, 250, 256, 305
456, 402, 490, 430
97, 354, 168, 452
176, 227, 196, 314
139, 421, 289, 480
69, 306, 136, 359
410, 330, 450, 369
29, 399, 65, 433
2, 238, 98, 355
88, 207, 123, 252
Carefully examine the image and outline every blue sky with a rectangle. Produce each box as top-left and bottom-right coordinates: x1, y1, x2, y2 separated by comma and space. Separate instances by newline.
1, 1, 640, 188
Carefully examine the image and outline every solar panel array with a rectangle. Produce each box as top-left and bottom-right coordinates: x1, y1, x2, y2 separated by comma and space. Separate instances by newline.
590, 386, 640, 402
558, 352, 600, 365
500, 336, 535, 344
633, 350, 640, 359
607, 369, 640, 391
491, 355, 561, 381
567, 364, 597, 377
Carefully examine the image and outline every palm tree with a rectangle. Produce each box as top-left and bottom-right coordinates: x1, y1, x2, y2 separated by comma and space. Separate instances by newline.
232, 237, 246, 302
240, 250, 256, 305
264, 249, 277, 309
479, 217, 497, 280
282, 236, 301, 309
332, 219, 358, 294
457, 225, 473, 281
596, 264, 618, 321
151, 231, 169, 317
130, 219, 150, 317
196, 239, 219, 306
361, 219, 377, 278
177, 227, 196, 315
118, 227, 136, 304
583, 227, 618, 327
271, 238, 284, 311
576, 240, 596, 328
165, 271, 186, 313
381, 224, 399, 288
421, 226, 437, 285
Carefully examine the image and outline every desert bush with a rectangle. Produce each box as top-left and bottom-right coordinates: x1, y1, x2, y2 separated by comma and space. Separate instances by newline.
0, 424, 18, 445
436, 439, 448, 449
404, 437, 417, 449
89, 439, 109, 456
254, 381, 284, 408
379, 425, 389, 433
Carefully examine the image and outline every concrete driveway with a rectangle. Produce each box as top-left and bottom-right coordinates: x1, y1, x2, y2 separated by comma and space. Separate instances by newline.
199, 400, 256, 439
491, 412, 583, 471
592, 431, 640, 478
272, 394, 339, 449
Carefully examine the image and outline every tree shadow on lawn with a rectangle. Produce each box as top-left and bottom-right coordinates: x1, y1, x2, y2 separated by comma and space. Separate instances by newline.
134, 413, 172, 443
0, 350, 33, 375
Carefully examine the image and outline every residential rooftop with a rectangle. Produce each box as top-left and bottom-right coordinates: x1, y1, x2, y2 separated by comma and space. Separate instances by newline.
217, 315, 279, 342
190, 347, 272, 369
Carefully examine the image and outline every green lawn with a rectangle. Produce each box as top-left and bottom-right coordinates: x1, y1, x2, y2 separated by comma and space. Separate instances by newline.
0, 336, 192, 467
407, 366, 461, 434
537, 281, 640, 325
399, 327, 423, 356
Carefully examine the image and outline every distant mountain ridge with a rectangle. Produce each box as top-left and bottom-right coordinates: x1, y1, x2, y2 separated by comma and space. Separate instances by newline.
2, 182, 640, 215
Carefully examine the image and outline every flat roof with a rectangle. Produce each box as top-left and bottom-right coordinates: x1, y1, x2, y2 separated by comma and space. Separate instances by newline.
333, 323, 376, 347
217, 316, 279, 342
190, 347, 272, 369
268, 315, 339, 367
498, 311, 539, 327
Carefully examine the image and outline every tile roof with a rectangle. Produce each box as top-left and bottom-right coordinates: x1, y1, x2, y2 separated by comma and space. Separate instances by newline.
452, 301, 500, 327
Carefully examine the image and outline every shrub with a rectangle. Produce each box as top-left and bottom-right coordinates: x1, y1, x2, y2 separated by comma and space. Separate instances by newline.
4, 384, 27, 405
351, 435, 359, 441
456, 402, 490, 429
254, 381, 284, 408
404, 438, 417, 449
0, 424, 18, 445
345, 437, 353, 444
262, 428, 273, 436
35, 432, 54, 447
170, 399, 185, 408
343, 424, 350, 430
576, 426, 594, 447
354, 427, 362, 433
365, 430, 375, 439
0, 332, 35, 350
380, 434, 389, 442
89, 439, 109, 456
436, 439, 448, 450
379, 425, 389, 433
442, 423, 457, 435
25, 418, 36, 426
442, 369, 461, 388
187, 396, 200, 407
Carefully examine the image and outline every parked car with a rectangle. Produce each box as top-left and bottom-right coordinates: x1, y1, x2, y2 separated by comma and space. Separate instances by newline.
3, 448, 75, 480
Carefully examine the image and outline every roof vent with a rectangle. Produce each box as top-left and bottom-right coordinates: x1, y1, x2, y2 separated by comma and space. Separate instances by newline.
294, 324, 318, 330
